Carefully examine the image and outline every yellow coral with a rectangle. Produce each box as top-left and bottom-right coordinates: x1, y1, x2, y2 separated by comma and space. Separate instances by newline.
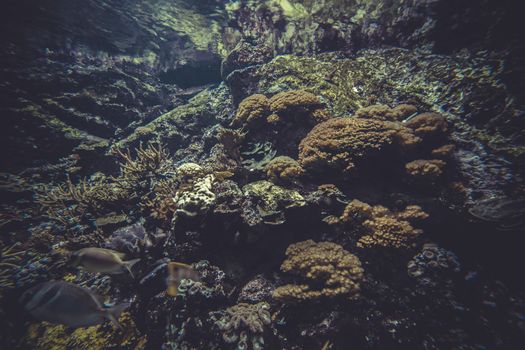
265, 156, 304, 184
338, 200, 427, 249
405, 112, 448, 138
405, 159, 446, 182
356, 104, 417, 121
24, 312, 145, 350
268, 90, 322, 113
299, 117, 419, 174
272, 240, 363, 302
232, 94, 270, 127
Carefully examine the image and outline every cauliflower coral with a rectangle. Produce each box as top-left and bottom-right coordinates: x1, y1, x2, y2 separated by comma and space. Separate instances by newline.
298, 117, 420, 174
339, 199, 428, 249
272, 240, 364, 302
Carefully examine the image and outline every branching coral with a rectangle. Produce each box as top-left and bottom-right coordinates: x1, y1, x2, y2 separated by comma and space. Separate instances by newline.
0, 243, 25, 291
35, 177, 128, 225
264, 156, 304, 184
272, 240, 364, 302
114, 142, 172, 185
338, 200, 428, 249
213, 302, 271, 350
298, 117, 420, 174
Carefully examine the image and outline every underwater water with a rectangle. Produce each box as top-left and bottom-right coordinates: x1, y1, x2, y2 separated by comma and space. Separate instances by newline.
1, 0, 524, 349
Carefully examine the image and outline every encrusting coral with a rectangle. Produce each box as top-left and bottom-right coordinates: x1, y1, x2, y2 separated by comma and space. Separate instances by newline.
337, 200, 428, 249
272, 240, 364, 302
298, 117, 420, 175
264, 156, 304, 184
213, 302, 271, 350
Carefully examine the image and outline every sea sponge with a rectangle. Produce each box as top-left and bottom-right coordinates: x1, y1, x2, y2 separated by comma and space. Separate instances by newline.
356, 104, 418, 121
265, 156, 304, 184
214, 302, 271, 350
232, 94, 270, 128
338, 200, 428, 249
405, 159, 446, 182
272, 240, 364, 302
404, 112, 448, 139
298, 117, 420, 174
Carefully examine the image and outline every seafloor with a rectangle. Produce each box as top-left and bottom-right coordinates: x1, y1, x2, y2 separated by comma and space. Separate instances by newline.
1, 0, 524, 349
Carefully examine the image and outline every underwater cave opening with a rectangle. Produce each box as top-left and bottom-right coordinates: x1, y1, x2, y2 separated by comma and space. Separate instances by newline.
158, 62, 222, 89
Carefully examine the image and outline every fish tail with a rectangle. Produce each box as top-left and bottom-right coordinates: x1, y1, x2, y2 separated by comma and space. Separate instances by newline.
123, 258, 141, 279
106, 301, 131, 329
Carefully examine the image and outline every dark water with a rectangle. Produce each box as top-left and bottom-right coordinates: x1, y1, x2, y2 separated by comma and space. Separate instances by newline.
1, 1, 524, 349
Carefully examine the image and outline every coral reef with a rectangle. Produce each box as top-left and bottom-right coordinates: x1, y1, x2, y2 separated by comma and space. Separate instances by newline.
337, 200, 428, 249
405, 159, 447, 183
273, 240, 364, 302
298, 116, 419, 175
213, 302, 272, 350
264, 156, 304, 184
1, 2, 524, 349
407, 243, 461, 288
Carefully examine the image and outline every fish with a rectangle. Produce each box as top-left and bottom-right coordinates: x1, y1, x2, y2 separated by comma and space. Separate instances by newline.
70, 247, 140, 278
166, 261, 201, 296
20, 281, 130, 328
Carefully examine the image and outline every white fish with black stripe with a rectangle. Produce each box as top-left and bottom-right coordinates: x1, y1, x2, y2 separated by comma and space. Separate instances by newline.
20, 280, 130, 328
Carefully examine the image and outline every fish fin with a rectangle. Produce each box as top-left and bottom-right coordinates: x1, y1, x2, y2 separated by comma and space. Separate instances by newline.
105, 302, 130, 330
123, 258, 141, 279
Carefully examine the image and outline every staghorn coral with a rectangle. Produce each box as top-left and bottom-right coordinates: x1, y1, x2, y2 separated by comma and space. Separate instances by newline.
232, 94, 270, 128
264, 156, 304, 184
0, 243, 25, 292
298, 117, 420, 174
213, 302, 271, 350
356, 104, 418, 121
405, 159, 446, 182
114, 142, 172, 186
272, 240, 364, 302
338, 200, 428, 249
35, 177, 128, 226
142, 177, 179, 222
